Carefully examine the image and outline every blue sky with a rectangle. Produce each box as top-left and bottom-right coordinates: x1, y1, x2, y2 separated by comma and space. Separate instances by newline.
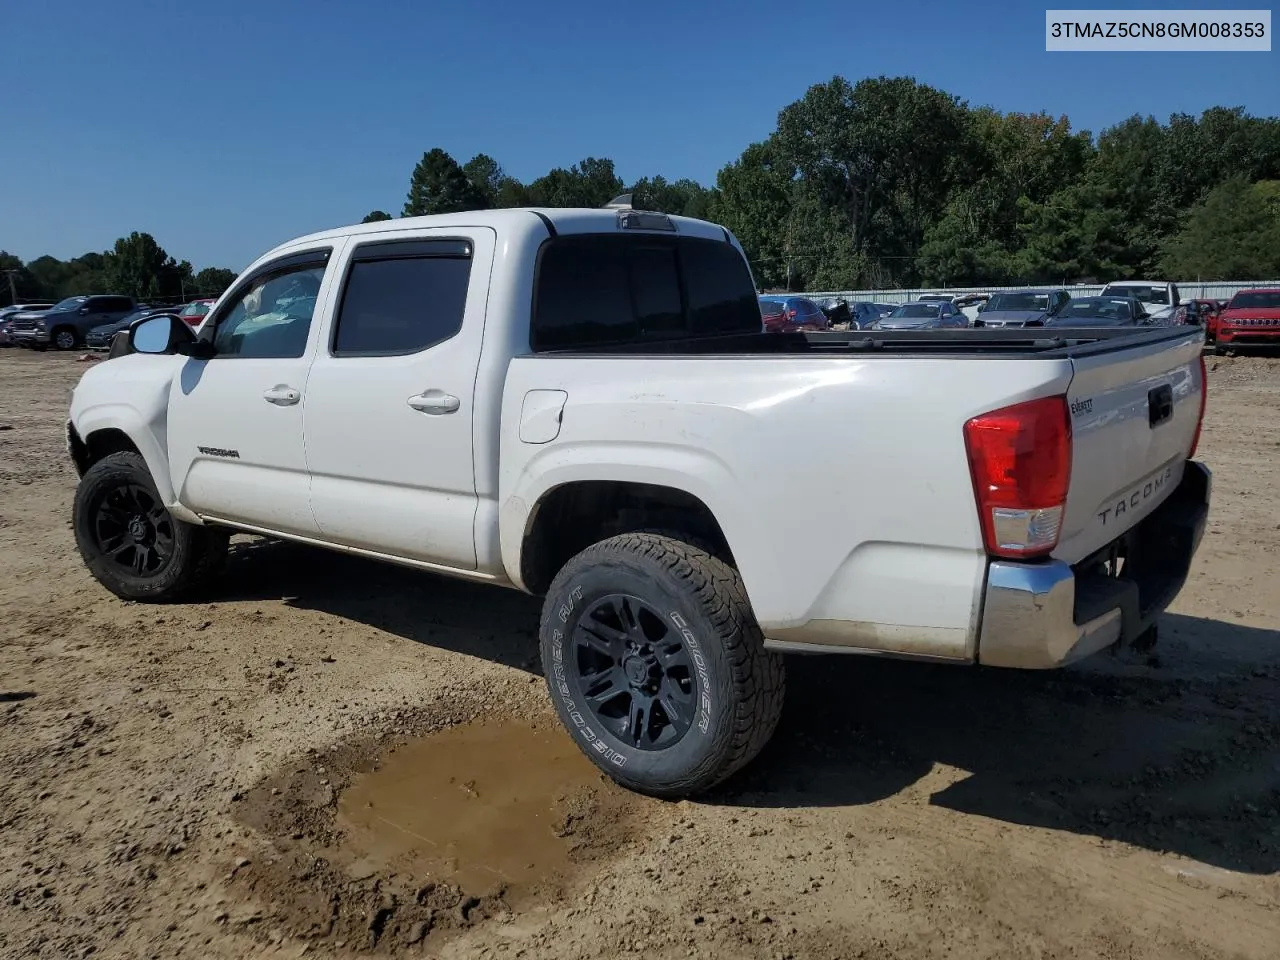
2, 0, 1276, 271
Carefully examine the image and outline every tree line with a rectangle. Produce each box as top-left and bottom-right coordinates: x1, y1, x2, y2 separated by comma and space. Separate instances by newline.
5, 74, 1278, 308
1, 233, 237, 307
377, 76, 1280, 290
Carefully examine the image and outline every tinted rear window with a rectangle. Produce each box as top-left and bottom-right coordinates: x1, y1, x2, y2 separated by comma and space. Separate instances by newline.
532, 235, 758, 350
334, 242, 472, 355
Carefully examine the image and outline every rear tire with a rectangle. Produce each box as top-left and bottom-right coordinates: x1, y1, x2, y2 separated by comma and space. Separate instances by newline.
73, 451, 229, 602
540, 532, 785, 798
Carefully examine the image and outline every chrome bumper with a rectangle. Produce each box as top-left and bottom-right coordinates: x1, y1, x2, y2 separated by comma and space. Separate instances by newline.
977, 461, 1212, 669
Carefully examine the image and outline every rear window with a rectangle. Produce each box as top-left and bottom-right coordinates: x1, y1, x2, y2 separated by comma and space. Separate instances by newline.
1228, 291, 1280, 309
987, 292, 1049, 312
532, 235, 759, 350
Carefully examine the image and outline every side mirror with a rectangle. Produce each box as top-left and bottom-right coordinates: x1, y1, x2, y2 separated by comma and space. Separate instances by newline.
129, 313, 197, 355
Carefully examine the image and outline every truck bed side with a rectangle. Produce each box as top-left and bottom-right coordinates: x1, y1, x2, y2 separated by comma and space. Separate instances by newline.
499, 354, 1074, 661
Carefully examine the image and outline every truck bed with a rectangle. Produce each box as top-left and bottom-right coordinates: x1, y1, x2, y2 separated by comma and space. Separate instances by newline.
531, 325, 1204, 359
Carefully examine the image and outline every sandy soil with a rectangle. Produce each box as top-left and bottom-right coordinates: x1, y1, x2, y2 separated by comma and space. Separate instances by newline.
1, 348, 1278, 960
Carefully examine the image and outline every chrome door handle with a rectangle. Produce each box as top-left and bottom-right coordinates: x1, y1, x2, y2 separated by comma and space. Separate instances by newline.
263, 385, 301, 406
407, 391, 460, 415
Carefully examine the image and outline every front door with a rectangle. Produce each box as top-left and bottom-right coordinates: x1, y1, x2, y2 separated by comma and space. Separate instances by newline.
304, 229, 494, 570
166, 246, 341, 536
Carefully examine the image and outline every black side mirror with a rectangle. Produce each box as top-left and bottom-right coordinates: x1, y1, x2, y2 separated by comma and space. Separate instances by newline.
129, 313, 197, 355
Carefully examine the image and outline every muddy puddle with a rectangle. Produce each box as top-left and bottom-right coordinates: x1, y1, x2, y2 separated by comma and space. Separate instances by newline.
336, 718, 624, 901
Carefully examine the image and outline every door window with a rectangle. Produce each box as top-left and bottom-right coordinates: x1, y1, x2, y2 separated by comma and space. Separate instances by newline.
332, 240, 473, 356
211, 262, 326, 359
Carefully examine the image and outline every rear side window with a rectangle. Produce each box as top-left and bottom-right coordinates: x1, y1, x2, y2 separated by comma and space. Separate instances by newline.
333, 240, 472, 356
533, 235, 759, 350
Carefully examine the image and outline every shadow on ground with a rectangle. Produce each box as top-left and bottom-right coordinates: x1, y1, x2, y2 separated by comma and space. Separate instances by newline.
220, 537, 542, 673
212, 538, 1279, 873
726, 613, 1280, 873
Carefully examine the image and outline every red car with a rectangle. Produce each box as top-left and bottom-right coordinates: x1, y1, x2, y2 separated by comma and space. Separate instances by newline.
1215, 288, 1280, 353
757, 296, 829, 333
178, 298, 217, 328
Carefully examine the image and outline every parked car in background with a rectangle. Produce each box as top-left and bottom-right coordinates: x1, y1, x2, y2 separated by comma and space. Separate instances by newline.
178, 298, 217, 328
85, 305, 178, 351
974, 289, 1070, 327
7, 295, 137, 351
953, 293, 990, 326
1099, 280, 1180, 324
849, 302, 887, 329
875, 300, 967, 329
1214, 288, 1280, 354
758, 295, 830, 332
1043, 296, 1151, 327
816, 297, 852, 327
0, 303, 55, 346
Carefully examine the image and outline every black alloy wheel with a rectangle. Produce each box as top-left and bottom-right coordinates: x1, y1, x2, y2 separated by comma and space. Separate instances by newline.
569, 593, 697, 750
91, 482, 175, 577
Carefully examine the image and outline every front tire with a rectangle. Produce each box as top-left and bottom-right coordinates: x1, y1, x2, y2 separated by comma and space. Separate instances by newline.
540, 533, 785, 798
53, 328, 78, 351
73, 451, 228, 601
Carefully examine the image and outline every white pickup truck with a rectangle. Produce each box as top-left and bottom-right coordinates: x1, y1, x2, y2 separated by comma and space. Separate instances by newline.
67, 206, 1211, 797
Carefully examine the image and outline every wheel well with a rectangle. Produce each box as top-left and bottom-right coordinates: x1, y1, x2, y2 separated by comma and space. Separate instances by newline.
51, 323, 77, 339
520, 480, 734, 595
70, 427, 140, 477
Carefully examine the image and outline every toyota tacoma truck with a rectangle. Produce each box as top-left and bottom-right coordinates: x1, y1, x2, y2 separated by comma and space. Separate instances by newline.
65, 206, 1211, 798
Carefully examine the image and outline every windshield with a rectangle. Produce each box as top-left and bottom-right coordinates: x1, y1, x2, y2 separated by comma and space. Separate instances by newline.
987, 292, 1049, 312
1056, 298, 1131, 321
1228, 291, 1280, 309
52, 296, 88, 311
1104, 284, 1169, 305
890, 303, 940, 318
758, 298, 786, 314
181, 301, 212, 316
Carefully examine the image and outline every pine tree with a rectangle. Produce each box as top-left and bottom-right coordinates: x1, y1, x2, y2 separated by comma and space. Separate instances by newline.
403, 149, 483, 216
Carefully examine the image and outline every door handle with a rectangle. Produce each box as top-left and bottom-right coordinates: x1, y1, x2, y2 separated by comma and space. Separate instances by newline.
407, 391, 460, 415
263, 385, 301, 406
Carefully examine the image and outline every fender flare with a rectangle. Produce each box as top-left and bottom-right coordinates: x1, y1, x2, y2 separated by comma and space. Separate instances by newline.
501, 443, 770, 600
73, 404, 198, 523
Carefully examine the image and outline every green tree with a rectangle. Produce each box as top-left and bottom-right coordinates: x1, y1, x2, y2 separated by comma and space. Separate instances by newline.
526, 157, 623, 207
361, 210, 392, 223
495, 176, 532, 207
712, 140, 794, 289
403, 148, 484, 216
105, 232, 175, 299
194, 267, 237, 296
462, 154, 504, 208
773, 75, 970, 287
1160, 177, 1280, 279
629, 176, 715, 218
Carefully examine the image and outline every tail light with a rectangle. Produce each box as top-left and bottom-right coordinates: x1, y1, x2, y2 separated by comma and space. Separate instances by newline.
964, 396, 1072, 559
1189, 354, 1207, 459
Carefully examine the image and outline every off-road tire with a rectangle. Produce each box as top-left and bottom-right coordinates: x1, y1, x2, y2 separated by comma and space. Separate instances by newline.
539, 532, 785, 798
73, 451, 229, 602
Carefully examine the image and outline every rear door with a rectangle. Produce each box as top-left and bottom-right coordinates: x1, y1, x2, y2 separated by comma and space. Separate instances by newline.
303, 228, 496, 570
1055, 330, 1205, 564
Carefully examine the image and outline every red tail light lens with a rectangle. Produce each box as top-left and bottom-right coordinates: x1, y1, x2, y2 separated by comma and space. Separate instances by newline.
1189, 354, 1207, 459
964, 395, 1072, 559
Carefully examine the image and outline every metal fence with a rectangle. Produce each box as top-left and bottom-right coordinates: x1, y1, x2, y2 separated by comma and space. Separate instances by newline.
799, 280, 1280, 304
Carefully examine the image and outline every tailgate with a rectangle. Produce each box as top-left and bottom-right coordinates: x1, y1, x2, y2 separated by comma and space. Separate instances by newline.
1055, 329, 1204, 564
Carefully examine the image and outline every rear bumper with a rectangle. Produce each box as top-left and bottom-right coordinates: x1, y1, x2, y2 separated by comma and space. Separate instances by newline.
977, 460, 1211, 669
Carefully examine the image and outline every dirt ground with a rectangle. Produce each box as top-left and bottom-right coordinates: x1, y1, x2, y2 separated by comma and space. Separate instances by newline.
1, 348, 1278, 960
